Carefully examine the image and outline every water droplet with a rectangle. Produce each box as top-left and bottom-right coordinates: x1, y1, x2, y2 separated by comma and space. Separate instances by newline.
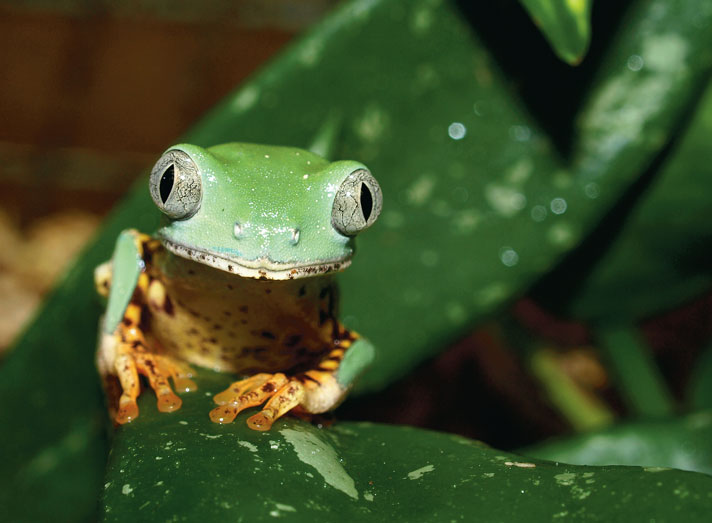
550, 198, 567, 215
499, 247, 519, 267
531, 205, 547, 222
448, 122, 467, 140
473, 101, 486, 116
627, 54, 644, 71
584, 182, 600, 199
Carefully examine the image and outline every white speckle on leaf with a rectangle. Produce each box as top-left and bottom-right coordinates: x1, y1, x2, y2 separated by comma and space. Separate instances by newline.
238, 441, 258, 453
407, 464, 435, 480
406, 175, 436, 206
504, 461, 537, 468
485, 184, 526, 217
232, 86, 259, 112
121, 484, 133, 495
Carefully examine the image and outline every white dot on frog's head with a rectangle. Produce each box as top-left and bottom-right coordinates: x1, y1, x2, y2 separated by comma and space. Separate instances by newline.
233, 222, 243, 238
290, 228, 300, 245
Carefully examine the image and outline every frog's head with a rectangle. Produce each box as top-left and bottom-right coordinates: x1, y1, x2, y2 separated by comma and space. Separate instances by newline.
148, 143, 382, 280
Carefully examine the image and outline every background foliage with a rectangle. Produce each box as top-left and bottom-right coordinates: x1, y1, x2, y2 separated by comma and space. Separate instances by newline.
2, 0, 712, 520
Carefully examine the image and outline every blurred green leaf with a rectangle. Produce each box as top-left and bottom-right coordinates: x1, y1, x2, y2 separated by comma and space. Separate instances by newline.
2, 0, 712, 519
519, 0, 592, 64
557, 80, 712, 322
523, 411, 712, 476
103, 371, 712, 521
689, 343, 712, 411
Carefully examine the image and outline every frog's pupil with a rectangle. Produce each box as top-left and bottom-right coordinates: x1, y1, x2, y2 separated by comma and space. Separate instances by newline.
360, 183, 373, 222
160, 164, 175, 203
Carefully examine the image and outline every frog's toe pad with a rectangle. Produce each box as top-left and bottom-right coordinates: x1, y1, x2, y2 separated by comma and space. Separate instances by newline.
116, 396, 139, 424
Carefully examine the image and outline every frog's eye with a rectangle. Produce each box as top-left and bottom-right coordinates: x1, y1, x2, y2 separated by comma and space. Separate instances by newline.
331, 169, 382, 236
149, 149, 202, 220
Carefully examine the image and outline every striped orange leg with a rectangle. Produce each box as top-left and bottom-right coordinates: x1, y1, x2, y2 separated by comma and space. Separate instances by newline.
209, 338, 356, 431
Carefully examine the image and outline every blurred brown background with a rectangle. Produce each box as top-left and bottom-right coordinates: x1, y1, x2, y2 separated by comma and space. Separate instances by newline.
0, 0, 337, 351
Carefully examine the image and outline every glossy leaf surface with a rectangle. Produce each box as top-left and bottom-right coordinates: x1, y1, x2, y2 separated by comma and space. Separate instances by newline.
524, 411, 712, 476
519, 0, 592, 64
103, 371, 712, 522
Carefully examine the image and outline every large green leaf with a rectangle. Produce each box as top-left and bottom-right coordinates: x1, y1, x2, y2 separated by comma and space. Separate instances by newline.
552, 79, 712, 321
523, 411, 712, 476
2, 0, 712, 519
102, 371, 712, 521
519, 0, 592, 64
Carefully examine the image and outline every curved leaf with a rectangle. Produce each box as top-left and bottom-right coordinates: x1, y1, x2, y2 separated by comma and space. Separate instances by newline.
103, 372, 712, 521
523, 411, 712, 476
563, 80, 712, 321
519, 0, 592, 64
3, 0, 712, 519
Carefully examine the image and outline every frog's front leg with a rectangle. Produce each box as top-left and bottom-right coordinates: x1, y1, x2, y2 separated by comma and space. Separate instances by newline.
210, 335, 374, 431
96, 229, 197, 424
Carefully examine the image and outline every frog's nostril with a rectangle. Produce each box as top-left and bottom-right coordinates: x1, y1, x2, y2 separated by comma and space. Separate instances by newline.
233, 222, 243, 239
290, 228, 300, 245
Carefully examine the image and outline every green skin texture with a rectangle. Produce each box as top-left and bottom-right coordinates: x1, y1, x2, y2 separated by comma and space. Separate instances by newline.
104, 142, 375, 389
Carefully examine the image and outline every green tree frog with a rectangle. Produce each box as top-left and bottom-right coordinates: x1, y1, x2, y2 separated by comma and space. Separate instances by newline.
95, 143, 381, 431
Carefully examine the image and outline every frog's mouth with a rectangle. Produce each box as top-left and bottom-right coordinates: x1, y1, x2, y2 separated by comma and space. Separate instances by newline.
161, 239, 352, 280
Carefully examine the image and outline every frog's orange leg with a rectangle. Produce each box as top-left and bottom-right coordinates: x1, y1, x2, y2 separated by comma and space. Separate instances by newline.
209, 373, 291, 424
209, 337, 362, 430
100, 267, 197, 423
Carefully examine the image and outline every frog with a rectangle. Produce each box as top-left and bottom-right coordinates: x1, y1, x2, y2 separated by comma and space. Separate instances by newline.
95, 142, 381, 431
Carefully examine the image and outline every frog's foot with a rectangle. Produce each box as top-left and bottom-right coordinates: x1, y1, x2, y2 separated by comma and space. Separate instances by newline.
209, 373, 305, 431
108, 305, 197, 423
114, 348, 198, 424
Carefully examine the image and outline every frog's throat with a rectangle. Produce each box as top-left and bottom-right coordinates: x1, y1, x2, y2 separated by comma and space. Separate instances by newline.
161, 239, 352, 280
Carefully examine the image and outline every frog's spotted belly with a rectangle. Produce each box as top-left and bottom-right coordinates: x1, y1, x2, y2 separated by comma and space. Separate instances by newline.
145, 256, 339, 375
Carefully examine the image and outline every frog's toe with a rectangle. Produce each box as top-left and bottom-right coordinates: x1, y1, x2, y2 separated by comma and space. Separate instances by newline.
156, 390, 182, 412
116, 396, 139, 424
209, 373, 293, 425
246, 380, 304, 431
212, 373, 272, 405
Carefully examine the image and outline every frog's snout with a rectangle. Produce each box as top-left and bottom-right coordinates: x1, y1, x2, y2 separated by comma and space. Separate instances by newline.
233, 221, 301, 246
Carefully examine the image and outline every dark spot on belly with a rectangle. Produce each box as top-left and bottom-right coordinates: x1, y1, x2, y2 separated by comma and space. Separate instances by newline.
228, 331, 237, 338
262, 383, 275, 393
213, 324, 222, 330
163, 295, 175, 316
139, 305, 152, 332
187, 308, 200, 318
284, 334, 302, 347
261, 331, 276, 340
298, 286, 306, 297
239, 305, 248, 313
223, 310, 231, 317
265, 289, 272, 294
319, 310, 329, 326
187, 269, 195, 275
319, 287, 330, 299
241, 320, 248, 325
208, 337, 217, 344
187, 327, 199, 335
226, 284, 234, 290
